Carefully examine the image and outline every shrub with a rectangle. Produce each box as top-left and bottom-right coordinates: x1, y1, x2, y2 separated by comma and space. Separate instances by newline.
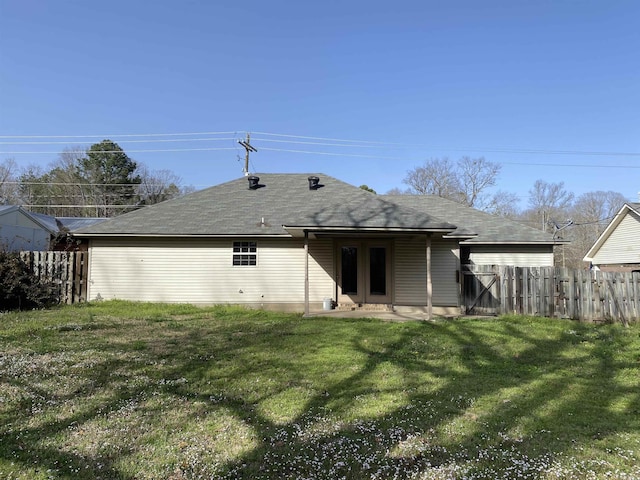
0, 251, 59, 310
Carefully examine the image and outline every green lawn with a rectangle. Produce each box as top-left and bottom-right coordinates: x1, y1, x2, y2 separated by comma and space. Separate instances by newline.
0, 301, 639, 479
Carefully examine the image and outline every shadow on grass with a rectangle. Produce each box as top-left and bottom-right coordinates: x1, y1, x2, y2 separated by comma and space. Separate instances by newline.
1, 307, 638, 479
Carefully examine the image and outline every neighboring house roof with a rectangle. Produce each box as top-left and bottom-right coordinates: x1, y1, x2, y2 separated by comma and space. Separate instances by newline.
0, 205, 17, 214
0, 206, 58, 233
583, 202, 640, 262
57, 217, 107, 232
1, 205, 107, 235
382, 195, 557, 244
73, 173, 458, 237
28, 211, 60, 234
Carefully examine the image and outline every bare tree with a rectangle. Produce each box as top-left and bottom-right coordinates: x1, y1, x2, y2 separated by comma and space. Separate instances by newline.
402, 156, 503, 209
572, 190, 627, 225
136, 165, 183, 205
457, 156, 501, 209
0, 158, 19, 204
385, 187, 412, 195
484, 190, 521, 218
402, 157, 461, 198
49, 148, 89, 216
17, 149, 89, 216
527, 180, 575, 232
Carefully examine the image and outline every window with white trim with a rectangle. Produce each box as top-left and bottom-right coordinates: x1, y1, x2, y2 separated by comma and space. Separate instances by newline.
233, 241, 257, 266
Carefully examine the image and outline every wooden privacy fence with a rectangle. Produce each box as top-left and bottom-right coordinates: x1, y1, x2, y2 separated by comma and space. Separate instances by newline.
20, 251, 88, 304
464, 265, 640, 324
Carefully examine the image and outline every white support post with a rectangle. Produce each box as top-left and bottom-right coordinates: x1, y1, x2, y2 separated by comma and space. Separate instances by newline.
304, 230, 310, 317
426, 234, 433, 320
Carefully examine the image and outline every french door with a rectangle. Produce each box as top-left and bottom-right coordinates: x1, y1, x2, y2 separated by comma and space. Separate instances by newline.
338, 241, 391, 304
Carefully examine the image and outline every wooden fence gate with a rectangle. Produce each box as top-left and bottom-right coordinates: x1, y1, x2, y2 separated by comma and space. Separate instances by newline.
463, 265, 640, 324
20, 251, 88, 304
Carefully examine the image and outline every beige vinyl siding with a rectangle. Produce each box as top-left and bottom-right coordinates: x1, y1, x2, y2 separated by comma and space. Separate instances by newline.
468, 245, 554, 267
592, 211, 640, 265
394, 236, 460, 306
88, 237, 334, 305
308, 238, 335, 300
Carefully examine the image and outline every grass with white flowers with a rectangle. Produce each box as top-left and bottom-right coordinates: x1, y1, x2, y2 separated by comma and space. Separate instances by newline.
0, 301, 639, 479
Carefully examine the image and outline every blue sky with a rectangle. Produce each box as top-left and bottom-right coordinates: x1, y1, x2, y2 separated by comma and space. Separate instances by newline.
1, 0, 638, 208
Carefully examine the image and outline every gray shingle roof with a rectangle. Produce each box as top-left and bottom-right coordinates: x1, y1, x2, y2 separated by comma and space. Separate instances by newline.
382, 195, 556, 244
73, 173, 456, 236
73, 173, 556, 244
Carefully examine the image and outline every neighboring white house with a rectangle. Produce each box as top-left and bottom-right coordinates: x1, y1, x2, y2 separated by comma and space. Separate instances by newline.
583, 202, 640, 272
72, 173, 558, 315
0, 205, 106, 252
0, 205, 57, 251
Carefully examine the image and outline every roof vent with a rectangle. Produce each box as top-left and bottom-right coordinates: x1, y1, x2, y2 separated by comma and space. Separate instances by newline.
248, 175, 260, 190
308, 176, 320, 190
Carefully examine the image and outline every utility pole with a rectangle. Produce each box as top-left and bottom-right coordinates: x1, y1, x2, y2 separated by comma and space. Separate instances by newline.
238, 133, 257, 176
550, 219, 574, 268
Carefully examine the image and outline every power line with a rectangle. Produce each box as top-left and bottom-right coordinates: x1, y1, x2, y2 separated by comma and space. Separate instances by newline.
0, 147, 238, 155
259, 147, 400, 159
253, 131, 640, 157
3, 128, 639, 157
571, 216, 617, 226
10, 181, 181, 186
0, 137, 237, 146
0, 131, 237, 139
500, 161, 640, 169
249, 137, 383, 148
259, 147, 640, 168
252, 131, 397, 145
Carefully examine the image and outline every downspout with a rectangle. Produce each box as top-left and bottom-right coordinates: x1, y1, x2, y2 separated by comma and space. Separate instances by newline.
426, 233, 433, 320
304, 230, 309, 317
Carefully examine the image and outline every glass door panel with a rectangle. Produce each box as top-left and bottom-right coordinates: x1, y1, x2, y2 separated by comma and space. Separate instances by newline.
337, 241, 391, 305
365, 244, 391, 303
341, 246, 359, 295
369, 247, 386, 296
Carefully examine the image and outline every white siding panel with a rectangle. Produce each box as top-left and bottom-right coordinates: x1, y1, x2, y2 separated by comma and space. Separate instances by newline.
431, 238, 461, 306
394, 237, 426, 305
592, 212, 640, 265
88, 238, 334, 304
309, 238, 335, 300
1, 210, 50, 251
0, 224, 49, 251
394, 237, 460, 306
469, 245, 554, 267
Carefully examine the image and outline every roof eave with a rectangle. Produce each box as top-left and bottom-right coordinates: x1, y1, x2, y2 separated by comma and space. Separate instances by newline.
460, 240, 562, 245
73, 233, 293, 238
283, 225, 457, 238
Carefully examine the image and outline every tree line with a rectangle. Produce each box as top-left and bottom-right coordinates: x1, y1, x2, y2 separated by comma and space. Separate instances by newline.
0, 140, 193, 218
390, 157, 628, 269
1, 147, 628, 268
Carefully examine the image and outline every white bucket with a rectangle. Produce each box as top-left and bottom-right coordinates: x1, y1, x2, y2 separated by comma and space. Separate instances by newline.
323, 298, 333, 311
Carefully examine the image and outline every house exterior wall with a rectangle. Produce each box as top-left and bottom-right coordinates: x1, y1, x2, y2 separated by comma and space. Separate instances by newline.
87, 237, 334, 308
591, 211, 640, 266
87, 235, 464, 310
467, 244, 554, 267
394, 236, 460, 307
0, 209, 51, 252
